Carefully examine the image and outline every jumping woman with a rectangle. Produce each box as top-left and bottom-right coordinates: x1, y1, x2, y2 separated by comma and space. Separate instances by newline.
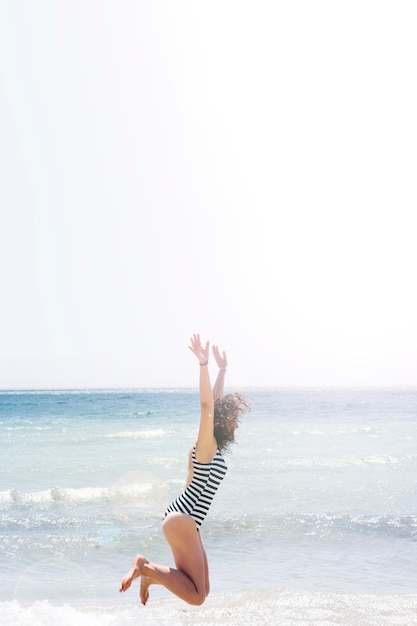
119, 333, 250, 605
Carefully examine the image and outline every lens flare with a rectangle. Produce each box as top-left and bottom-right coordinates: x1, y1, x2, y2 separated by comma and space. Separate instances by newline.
110, 470, 167, 527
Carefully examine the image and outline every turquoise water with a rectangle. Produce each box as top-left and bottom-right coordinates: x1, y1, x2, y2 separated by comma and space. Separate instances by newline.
1, 387, 417, 624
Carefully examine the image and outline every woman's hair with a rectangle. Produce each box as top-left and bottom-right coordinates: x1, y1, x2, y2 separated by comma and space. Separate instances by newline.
213, 392, 251, 453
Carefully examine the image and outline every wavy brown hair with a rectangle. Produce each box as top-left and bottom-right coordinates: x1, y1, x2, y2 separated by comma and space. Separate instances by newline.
213, 392, 251, 453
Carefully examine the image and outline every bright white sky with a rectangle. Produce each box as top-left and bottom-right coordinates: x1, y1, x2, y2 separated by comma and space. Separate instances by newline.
0, 1, 416, 389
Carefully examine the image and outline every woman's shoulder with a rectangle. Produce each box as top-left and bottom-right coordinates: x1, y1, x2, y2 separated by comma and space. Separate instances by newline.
194, 439, 218, 464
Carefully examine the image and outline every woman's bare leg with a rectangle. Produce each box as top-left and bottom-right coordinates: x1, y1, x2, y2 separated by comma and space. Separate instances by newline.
198, 532, 210, 597
139, 574, 154, 605
119, 513, 208, 606
145, 513, 208, 605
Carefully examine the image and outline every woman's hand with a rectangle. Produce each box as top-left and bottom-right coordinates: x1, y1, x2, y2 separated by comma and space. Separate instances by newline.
189, 333, 210, 365
212, 344, 227, 370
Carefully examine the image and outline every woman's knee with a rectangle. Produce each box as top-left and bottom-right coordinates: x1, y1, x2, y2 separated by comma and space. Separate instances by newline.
188, 591, 206, 606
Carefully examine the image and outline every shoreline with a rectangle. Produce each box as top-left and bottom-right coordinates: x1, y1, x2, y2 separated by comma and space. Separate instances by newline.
3, 588, 417, 626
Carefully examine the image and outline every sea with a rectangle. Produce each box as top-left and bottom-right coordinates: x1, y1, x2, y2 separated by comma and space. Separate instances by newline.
1, 387, 417, 625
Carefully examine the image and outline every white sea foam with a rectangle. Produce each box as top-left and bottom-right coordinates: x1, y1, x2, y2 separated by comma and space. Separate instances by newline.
105, 428, 166, 439
0, 490, 14, 506
0, 486, 110, 508
2, 589, 417, 626
364, 454, 400, 465
0, 480, 174, 511
262, 454, 403, 470
291, 425, 383, 436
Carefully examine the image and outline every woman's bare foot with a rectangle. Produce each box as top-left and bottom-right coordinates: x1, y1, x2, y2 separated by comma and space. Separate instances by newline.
119, 554, 149, 593
140, 575, 153, 605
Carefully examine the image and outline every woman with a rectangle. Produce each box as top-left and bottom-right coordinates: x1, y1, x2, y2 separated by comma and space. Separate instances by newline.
119, 333, 250, 606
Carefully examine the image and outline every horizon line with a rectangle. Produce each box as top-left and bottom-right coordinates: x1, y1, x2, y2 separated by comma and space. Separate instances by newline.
0, 384, 415, 393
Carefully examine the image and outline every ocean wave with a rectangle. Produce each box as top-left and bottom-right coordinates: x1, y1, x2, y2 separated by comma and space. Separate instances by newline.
290, 426, 384, 436
287, 456, 366, 468
2, 589, 417, 626
105, 428, 167, 439
0, 480, 166, 510
217, 511, 417, 541
262, 454, 406, 469
0, 487, 110, 508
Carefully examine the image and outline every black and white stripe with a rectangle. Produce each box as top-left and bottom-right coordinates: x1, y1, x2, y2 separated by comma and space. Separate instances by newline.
164, 447, 228, 529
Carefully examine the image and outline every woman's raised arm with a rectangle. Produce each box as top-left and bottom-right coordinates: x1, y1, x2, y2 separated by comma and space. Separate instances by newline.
188, 334, 216, 462
212, 344, 227, 401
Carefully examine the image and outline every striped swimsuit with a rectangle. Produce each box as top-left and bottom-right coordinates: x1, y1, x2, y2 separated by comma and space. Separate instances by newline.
164, 447, 227, 530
